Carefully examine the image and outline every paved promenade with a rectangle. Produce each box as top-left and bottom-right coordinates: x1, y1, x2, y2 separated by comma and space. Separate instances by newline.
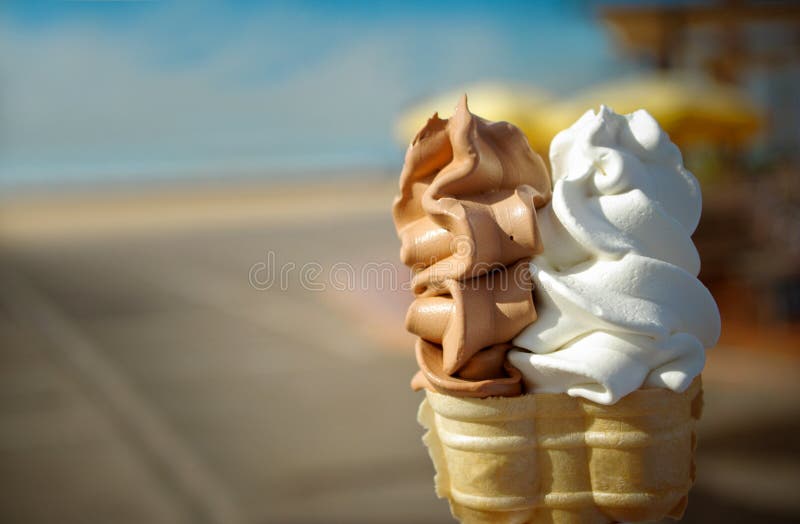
0, 181, 798, 523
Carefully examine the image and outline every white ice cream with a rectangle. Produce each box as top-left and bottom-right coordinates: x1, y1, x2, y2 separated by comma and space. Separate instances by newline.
510, 106, 720, 404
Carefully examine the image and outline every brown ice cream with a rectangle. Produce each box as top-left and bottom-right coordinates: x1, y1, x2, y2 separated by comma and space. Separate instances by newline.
393, 95, 551, 397
405, 259, 535, 374
411, 341, 523, 398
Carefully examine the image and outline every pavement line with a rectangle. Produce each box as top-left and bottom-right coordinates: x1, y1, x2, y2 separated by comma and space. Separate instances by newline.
1, 268, 245, 524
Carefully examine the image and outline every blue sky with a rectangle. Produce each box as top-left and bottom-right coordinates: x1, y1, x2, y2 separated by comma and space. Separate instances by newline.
0, 0, 634, 188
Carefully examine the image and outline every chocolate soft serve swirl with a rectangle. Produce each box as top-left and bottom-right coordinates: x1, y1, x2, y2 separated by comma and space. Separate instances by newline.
393, 95, 551, 397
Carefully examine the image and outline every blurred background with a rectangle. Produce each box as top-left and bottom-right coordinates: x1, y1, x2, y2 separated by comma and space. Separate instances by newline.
0, 1, 798, 523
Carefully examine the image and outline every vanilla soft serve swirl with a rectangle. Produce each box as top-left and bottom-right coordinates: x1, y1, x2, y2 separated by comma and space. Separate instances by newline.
510, 106, 720, 404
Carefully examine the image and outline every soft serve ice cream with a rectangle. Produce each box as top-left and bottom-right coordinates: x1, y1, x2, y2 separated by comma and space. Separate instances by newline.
402, 102, 715, 524
393, 95, 551, 397
510, 106, 721, 404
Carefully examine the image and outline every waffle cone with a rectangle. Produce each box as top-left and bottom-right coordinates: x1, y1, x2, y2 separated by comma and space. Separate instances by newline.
418, 377, 703, 524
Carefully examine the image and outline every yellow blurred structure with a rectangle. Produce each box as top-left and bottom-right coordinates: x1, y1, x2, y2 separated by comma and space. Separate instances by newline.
396, 73, 762, 155
394, 83, 553, 154
538, 72, 762, 149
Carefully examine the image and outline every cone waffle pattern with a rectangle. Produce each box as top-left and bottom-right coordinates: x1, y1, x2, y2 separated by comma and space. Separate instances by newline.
418, 377, 703, 524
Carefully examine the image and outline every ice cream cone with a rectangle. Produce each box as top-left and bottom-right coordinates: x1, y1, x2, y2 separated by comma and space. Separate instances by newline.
418, 377, 703, 524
